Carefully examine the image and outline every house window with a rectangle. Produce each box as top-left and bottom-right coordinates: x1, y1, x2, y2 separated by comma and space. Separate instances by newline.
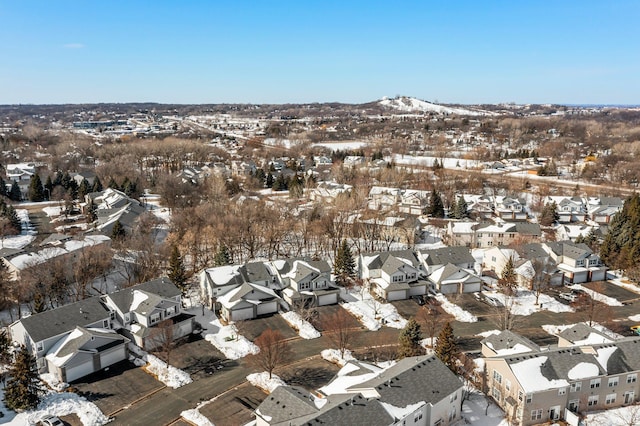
576, 260, 585, 267
393, 275, 404, 282
492, 388, 502, 402
125, 313, 130, 323
568, 400, 579, 412
493, 370, 502, 384
166, 306, 176, 317
627, 374, 637, 384
571, 382, 582, 392
37, 341, 43, 352
530, 409, 543, 421
449, 393, 458, 402
518, 391, 524, 402
558, 387, 567, 396
589, 259, 598, 266
150, 312, 161, 324
526, 394, 533, 404
606, 393, 617, 405
448, 408, 456, 421
588, 395, 599, 407
609, 377, 619, 387
505, 379, 511, 391
103, 319, 109, 328
590, 378, 601, 389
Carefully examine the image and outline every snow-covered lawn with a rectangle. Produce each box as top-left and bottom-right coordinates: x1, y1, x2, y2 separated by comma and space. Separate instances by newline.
341, 287, 407, 330
1, 209, 36, 249
461, 390, 509, 426
483, 289, 573, 315
610, 277, 640, 295
247, 372, 286, 393
321, 348, 356, 366
542, 322, 623, 340
204, 318, 259, 360
280, 311, 320, 339
144, 353, 192, 389
569, 284, 623, 307
4, 391, 110, 426
434, 294, 478, 322
43, 206, 62, 217
586, 404, 640, 425
478, 330, 501, 338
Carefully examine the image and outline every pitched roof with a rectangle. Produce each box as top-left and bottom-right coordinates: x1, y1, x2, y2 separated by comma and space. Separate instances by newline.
481, 330, 539, 354
257, 386, 318, 424
104, 277, 181, 313
15, 297, 111, 343
558, 323, 613, 345
419, 246, 475, 267
45, 326, 128, 367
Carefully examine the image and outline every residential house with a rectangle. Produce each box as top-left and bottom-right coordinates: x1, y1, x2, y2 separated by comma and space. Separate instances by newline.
359, 250, 428, 301
481, 330, 540, 358
494, 196, 527, 221
484, 331, 640, 425
255, 355, 464, 426
555, 323, 614, 347
418, 246, 478, 275
309, 181, 352, 204
544, 196, 586, 223
483, 247, 537, 288
586, 196, 623, 225
343, 155, 365, 167
462, 194, 494, 220
555, 224, 598, 242
217, 283, 281, 322
102, 278, 195, 350
367, 186, 401, 211
85, 188, 146, 236
274, 259, 340, 308
231, 160, 257, 176
515, 243, 564, 286
9, 296, 125, 382
399, 189, 430, 215
6, 163, 35, 182
428, 263, 482, 294
448, 221, 541, 249
542, 241, 606, 283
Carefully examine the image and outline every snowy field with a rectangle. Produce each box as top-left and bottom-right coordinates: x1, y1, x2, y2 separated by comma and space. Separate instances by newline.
1, 208, 36, 249
483, 289, 574, 315
461, 390, 509, 426
341, 287, 407, 330
280, 312, 320, 339
434, 294, 478, 322
312, 141, 369, 151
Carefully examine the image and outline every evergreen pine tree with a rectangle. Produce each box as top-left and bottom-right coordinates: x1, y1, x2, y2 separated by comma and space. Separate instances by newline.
31, 288, 47, 313
27, 174, 45, 202
427, 189, 445, 218
273, 174, 287, 191
5, 205, 21, 232
168, 245, 188, 295
539, 202, 559, 226
60, 171, 72, 189
456, 196, 468, 219
110, 220, 126, 240
498, 256, 518, 295
0, 329, 11, 364
44, 175, 53, 199
434, 322, 459, 373
77, 178, 90, 199
214, 244, 231, 266
0, 260, 12, 309
265, 173, 274, 188
4, 345, 43, 411
397, 318, 423, 358
92, 176, 103, 193
9, 181, 21, 201
334, 239, 355, 286
108, 177, 120, 190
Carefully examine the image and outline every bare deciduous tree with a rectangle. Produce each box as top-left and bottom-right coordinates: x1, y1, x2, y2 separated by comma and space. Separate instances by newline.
150, 319, 175, 366
248, 329, 292, 379
322, 309, 357, 359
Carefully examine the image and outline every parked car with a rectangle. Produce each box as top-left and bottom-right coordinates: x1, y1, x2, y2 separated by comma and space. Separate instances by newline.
631, 325, 640, 336
482, 294, 503, 307
558, 292, 577, 303
41, 415, 64, 426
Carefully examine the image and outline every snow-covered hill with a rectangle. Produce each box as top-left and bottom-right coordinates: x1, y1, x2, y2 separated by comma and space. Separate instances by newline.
379, 96, 494, 116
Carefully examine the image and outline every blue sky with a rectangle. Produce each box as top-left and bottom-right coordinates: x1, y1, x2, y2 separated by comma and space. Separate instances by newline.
1, 1, 638, 105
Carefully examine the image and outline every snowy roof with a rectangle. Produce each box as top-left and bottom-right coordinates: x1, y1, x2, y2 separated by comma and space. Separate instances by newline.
217, 282, 279, 308
419, 246, 475, 267
103, 277, 181, 314
481, 330, 539, 356
8, 235, 110, 270
558, 323, 614, 345
45, 326, 127, 368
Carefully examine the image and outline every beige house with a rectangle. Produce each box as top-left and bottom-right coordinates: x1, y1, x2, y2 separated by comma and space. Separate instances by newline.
483, 329, 640, 425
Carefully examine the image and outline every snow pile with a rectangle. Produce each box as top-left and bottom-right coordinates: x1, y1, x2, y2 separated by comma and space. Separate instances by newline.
630, 313, 640, 322
204, 319, 259, 360
43, 206, 62, 217
181, 408, 215, 426
40, 373, 69, 392
9, 391, 110, 426
144, 353, 193, 389
280, 312, 321, 339
569, 284, 623, 307
567, 362, 600, 380
247, 372, 286, 393
321, 348, 355, 366
484, 289, 573, 315
434, 294, 478, 322
341, 288, 407, 330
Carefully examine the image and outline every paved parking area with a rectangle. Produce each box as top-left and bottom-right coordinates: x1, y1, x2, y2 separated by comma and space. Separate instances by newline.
72, 360, 163, 416
313, 304, 362, 331
583, 281, 640, 303
199, 383, 266, 426
170, 334, 227, 377
279, 356, 341, 391
239, 314, 298, 340
453, 293, 496, 317
390, 298, 423, 319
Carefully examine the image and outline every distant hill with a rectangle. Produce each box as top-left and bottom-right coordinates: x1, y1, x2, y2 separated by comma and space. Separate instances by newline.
378, 96, 496, 116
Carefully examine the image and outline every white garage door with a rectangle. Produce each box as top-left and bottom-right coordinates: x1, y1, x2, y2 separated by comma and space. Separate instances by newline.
318, 293, 337, 306
409, 285, 426, 296
257, 301, 277, 316
100, 345, 126, 369
387, 290, 406, 301
463, 282, 482, 293
232, 307, 254, 321
440, 283, 458, 294
66, 361, 95, 383
590, 270, 606, 282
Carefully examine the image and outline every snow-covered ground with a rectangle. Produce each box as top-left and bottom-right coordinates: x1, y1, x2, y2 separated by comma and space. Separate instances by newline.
144, 353, 192, 389
586, 404, 640, 425
4, 390, 110, 426
340, 287, 407, 331
247, 372, 286, 393
321, 348, 356, 366
483, 289, 573, 315
609, 276, 640, 295
181, 407, 215, 426
280, 312, 321, 339
312, 141, 369, 151
460, 390, 509, 426
203, 318, 259, 360
1, 208, 36, 249
569, 284, 623, 307
434, 294, 478, 322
